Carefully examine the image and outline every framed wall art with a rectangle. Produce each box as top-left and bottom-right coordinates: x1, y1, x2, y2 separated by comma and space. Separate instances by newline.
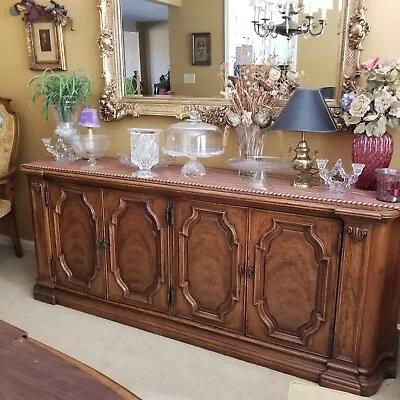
191, 32, 211, 66
25, 17, 66, 71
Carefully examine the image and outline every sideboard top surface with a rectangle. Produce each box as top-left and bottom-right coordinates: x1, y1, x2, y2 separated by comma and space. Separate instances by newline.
21, 159, 400, 218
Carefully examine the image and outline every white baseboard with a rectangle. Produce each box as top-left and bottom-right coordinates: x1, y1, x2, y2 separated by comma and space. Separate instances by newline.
0, 234, 35, 253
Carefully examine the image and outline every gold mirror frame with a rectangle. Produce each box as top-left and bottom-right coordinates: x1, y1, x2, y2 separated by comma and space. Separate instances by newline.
97, 0, 369, 124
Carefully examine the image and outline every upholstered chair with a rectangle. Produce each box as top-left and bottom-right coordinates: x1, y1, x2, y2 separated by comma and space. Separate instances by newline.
0, 98, 22, 257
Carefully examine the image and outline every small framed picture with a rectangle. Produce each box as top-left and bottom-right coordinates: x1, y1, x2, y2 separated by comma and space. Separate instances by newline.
25, 17, 66, 71
191, 32, 211, 66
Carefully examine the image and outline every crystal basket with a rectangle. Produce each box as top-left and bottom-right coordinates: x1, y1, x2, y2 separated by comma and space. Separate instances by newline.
163, 111, 224, 177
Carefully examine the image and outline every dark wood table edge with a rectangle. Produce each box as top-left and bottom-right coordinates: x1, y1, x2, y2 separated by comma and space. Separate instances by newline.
28, 338, 142, 400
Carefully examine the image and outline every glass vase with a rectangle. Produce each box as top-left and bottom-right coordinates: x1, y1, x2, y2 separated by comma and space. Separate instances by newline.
352, 132, 393, 191
234, 124, 266, 178
53, 100, 78, 139
129, 128, 161, 178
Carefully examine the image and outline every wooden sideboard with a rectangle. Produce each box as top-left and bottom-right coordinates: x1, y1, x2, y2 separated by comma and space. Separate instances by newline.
21, 159, 400, 396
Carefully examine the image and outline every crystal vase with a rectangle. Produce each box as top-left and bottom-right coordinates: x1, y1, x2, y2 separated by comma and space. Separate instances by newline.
53, 100, 78, 139
234, 124, 266, 178
352, 132, 393, 191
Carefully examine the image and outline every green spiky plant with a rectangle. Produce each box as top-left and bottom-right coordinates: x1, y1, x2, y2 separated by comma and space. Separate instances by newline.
28, 70, 93, 121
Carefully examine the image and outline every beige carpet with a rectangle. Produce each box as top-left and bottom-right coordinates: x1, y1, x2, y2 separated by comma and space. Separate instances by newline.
288, 381, 365, 400
0, 244, 399, 400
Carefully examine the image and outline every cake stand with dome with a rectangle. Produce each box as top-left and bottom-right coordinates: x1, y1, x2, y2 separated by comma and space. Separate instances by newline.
163, 111, 224, 177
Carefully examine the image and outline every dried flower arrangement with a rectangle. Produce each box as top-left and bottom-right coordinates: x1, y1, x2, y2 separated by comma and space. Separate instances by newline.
10, 0, 73, 29
221, 63, 300, 130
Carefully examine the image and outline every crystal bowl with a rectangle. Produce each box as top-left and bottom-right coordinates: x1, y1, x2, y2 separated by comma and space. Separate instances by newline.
67, 134, 114, 170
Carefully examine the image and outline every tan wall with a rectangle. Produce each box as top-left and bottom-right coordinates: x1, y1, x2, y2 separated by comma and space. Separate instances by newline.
297, 1, 341, 90
0, 0, 399, 241
168, 0, 224, 97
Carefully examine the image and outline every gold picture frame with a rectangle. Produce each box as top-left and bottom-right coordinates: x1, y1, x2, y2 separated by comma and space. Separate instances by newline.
25, 16, 66, 71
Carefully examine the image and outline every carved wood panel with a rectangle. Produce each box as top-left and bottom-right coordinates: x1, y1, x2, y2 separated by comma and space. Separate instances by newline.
332, 220, 372, 363
49, 184, 105, 297
29, 179, 53, 287
104, 190, 169, 312
174, 199, 247, 333
247, 209, 342, 356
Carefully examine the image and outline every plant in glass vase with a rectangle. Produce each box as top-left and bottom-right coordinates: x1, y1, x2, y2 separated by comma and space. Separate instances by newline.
341, 57, 400, 190
221, 63, 299, 176
29, 69, 92, 138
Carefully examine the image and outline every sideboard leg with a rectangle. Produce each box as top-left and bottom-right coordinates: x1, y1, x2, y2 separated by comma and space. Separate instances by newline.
34, 282, 56, 305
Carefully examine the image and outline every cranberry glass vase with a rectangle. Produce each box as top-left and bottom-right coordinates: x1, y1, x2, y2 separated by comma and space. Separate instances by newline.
352, 132, 394, 190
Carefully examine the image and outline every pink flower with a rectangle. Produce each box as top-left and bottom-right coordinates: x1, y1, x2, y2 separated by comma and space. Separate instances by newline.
359, 57, 379, 72
389, 108, 400, 118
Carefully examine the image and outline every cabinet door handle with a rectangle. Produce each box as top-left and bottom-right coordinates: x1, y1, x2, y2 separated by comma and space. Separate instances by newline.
248, 266, 255, 279
238, 264, 245, 276
95, 238, 110, 249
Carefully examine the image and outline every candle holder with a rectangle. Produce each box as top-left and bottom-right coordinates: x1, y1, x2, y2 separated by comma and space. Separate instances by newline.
316, 159, 365, 192
42, 137, 78, 162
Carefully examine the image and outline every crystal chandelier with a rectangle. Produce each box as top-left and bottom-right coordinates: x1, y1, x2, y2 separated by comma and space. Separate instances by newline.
250, 0, 332, 40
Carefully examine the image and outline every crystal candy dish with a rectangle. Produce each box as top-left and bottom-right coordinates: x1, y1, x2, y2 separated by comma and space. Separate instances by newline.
316, 159, 365, 192
163, 111, 224, 177
66, 134, 114, 170
227, 156, 293, 190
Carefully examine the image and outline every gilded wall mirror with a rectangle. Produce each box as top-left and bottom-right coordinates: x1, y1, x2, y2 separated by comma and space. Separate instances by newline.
97, 0, 369, 122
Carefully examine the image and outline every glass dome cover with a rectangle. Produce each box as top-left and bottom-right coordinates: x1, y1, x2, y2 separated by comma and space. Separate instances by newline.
163, 111, 224, 176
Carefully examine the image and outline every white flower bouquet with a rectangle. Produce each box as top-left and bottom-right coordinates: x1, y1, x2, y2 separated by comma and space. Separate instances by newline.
341, 57, 400, 137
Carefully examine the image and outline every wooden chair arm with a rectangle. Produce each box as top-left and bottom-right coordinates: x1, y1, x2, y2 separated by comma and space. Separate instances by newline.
0, 167, 17, 185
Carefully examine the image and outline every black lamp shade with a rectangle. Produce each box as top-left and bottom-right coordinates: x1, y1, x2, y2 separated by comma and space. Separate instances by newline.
271, 88, 338, 133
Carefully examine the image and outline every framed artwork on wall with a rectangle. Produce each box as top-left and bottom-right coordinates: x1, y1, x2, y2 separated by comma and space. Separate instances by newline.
25, 17, 66, 71
191, 32, 211, 66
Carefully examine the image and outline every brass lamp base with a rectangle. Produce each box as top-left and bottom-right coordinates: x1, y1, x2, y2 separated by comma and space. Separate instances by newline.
291, 132, 319, 188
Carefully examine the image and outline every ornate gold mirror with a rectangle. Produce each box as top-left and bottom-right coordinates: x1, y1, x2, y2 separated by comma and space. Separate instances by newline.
97, 0, 369, 122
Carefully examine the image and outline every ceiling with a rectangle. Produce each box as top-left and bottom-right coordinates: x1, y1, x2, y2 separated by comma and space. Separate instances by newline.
121, 0, 169, 22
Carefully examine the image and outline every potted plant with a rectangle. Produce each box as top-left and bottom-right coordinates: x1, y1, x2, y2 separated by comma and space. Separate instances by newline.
29, 69, 92, 137
341, 57, 400, 190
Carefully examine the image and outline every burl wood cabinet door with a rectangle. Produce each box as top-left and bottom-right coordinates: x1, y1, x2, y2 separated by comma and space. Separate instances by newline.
49, 184, 105, 298
247, 209, 342, 356
173, 199, 247, 334
104, 190, 169, 313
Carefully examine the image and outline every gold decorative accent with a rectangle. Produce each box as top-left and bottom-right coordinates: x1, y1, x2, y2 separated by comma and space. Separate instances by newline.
347, 227, 368, 242
97, 0, 369, 123
97, 32, 114, 54
341, 0, 370, 94
290, 133, 319, 188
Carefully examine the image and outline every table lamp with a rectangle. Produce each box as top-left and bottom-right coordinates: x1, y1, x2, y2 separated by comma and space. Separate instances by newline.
271, 88, 338, 188
78, 108, 100, 138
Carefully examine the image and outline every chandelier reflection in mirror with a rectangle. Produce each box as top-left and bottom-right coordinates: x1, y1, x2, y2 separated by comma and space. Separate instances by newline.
250, 0, 333, 40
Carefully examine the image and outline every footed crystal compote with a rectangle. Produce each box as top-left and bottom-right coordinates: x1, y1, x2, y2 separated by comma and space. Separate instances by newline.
227, 156, 293, 190
67, 134, 114, 170
316, 159, 365, 192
